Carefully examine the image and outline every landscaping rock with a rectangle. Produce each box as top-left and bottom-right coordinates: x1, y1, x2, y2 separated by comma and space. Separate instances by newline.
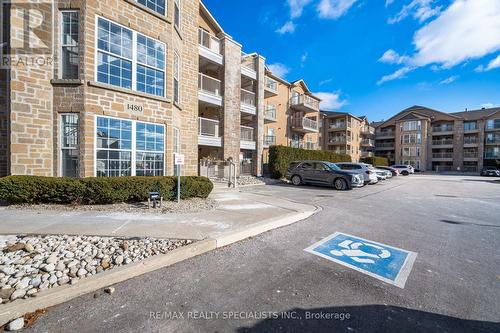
6, 317, 24, 331
104, 286, 115, 294
42, 263, 55, 272
10, 289, 26, 301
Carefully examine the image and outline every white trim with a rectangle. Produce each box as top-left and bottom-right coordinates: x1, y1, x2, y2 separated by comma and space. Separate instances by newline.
94, 15, 167, 98
304, 232, 418, 289
59, 10, 80, 79
93, 114, 166, 177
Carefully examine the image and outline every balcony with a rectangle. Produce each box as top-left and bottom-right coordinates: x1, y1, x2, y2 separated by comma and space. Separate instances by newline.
463, 166, 478, 173
432, 125, 454, 134
486, 121, 500, 131
328, 136, 350, 145
432, 139, 454, 147
329, 122, 351, 131
361, 152, 374, 158
198, 29, 223, 65
240, 89, 256, 115
291, 141, 315, 150
264, 77, 278, 97
305, 142, 316, 150
290, 94, 320, 113
464, 137, 478, 146
486, 137, 500, 145
240, 126, 256, 150
376, 130, 395, 139
361, 139, 374, 147
463, 151, 478, 160
484, 151, 500, 159
264, 105, 277, 123
361, 126, 375, 135
332, 149, 348, 155
241, 53, 257, 80
375, 142, 395, 150
263, 135, 276, 147
198, 73, 222, 106
292, 117, 319, 133
198, 117, 221, 147
432, 152, 453, 160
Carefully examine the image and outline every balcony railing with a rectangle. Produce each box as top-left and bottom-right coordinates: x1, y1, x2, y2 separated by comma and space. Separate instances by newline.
240, 126, 254, 141
376, 130, 395, 137
376, 142, 395, 148
361, 139, 374, 146
290, 94, 320, 111
432, 125, 454, 132
361, 152, 374, 158
329, 137, 350, 144
432, 139, 454, 146
464, 137, 478, 145
264, 135, 276, 146
330, 122, 351, 130
486, 137, 500, 144
241, 53, 256, 71
463, 166, 478, 172
305, 142, 316, 150
199, 117, 220, 137
333, 150, 348, 155
485, 151, 500, 159
432, 152, 453, 159
361, 126, 375, 135
301, 117, 318, 131
265, 105, 277, 121
265, 77, 278, 93
198, 73, 221, 96
241, 89, 256, 106
198, 29, 221, 55
463, 151, 478, 158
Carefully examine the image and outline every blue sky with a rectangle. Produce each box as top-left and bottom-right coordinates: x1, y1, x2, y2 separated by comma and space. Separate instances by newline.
202, 0, 500, 122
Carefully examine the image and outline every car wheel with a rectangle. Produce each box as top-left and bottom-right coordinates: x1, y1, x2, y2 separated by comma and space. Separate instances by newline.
402, 171, 409, 176
291, 175, 302, 186
334, 178, 348, 191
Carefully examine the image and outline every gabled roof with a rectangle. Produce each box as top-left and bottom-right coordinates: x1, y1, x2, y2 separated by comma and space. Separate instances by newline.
290, 79, 321, 100
451, 107, 500, 120
200, 1, 225, 35
321, 110, 364, 122
378, 105, 460, 128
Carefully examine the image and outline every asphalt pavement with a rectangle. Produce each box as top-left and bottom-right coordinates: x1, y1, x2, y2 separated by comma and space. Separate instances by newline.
25, 175, 500, 333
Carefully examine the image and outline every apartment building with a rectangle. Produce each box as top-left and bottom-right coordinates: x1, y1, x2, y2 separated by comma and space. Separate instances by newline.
1, 0, 322, 179
373, 106, 500, 172
321, 112, 375, 162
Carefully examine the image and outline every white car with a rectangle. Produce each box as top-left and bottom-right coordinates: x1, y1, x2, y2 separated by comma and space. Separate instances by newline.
335, 163, 379, 185
390, 165, 414, 176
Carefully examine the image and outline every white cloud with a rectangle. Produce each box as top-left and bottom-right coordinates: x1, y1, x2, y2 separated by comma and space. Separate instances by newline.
411, 0, 500, 68
377, 66, 414, 85
476, 54, 500, 72
388, 0, 441, 24
268, 63, 291, 78
315, 92, 348, 110
439, 75, 459, 84
385, 0, 395, 6
300, 52, 308, 67
288, 0, 313, 18
319, 77, 335, 86
317, 0, 357, 19
276, 21, 296, 34
480, 103, 498, 109
379, 49, 410, 65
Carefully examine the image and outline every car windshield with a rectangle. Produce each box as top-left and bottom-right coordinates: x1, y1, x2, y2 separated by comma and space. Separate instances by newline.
325, 162, 341, 171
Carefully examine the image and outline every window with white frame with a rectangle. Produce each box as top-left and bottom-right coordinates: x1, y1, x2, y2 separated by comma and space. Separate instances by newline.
401, 133, 422, 144
174, 0, 180, 29
137, 0, 166, 16
61, 11, 79, 79
173, 127, 180, 176
401, 120, 421, 132
96, 17, 166, 97
173, 51, 180, 104
96, 116, 165, 177
61, 114, 79, 177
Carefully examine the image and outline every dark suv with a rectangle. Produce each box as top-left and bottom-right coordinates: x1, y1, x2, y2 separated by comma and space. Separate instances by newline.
287, 161, 364, 191
481, 167, 500, 177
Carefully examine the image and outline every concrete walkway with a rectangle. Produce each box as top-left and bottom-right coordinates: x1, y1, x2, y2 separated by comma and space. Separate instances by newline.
0, 185, 317, 241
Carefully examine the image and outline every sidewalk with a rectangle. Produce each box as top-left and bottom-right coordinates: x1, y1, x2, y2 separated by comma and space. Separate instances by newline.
0, 184, 318, 241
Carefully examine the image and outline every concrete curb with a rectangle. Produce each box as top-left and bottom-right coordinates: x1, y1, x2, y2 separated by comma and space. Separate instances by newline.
0, 239, 216, 326
211, 205, 321, 248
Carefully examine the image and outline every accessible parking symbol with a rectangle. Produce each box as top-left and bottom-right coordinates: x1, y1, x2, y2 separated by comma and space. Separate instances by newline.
305, 232, 417, 288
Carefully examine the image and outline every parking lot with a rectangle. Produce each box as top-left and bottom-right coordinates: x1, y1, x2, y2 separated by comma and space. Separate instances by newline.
28, 174, 500, 332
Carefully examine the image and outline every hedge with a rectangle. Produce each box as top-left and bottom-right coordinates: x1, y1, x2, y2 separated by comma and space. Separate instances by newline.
269, 145, 351, 179
0, 176, 213, 205
360, 156, 389, 167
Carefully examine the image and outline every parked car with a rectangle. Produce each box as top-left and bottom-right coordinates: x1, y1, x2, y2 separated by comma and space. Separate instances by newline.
481, 167, 500, 177
373, 169, 387, 181
375, 166, 400, 176
390, 165, 414, 176
335, 162, 379, 185
287, 161, 364, 190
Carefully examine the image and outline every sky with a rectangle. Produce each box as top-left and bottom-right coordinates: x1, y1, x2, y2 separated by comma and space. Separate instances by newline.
202, 0, 500, 122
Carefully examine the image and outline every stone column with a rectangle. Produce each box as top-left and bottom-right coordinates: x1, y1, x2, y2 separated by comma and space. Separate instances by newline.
453, 120, 464, 171
477, 120, 485, 171
253, 55, 265, 176
220, 36, 242, 176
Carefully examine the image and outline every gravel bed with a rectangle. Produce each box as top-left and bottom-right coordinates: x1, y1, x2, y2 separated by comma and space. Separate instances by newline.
0, 235, 193, 305
7, 198, 218, 214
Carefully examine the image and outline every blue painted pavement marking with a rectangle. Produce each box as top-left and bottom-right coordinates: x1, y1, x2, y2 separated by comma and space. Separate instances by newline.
304, 232, 417, 288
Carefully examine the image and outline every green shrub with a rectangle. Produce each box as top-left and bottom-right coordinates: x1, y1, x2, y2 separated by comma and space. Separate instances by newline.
269, 145, 352, 179
0, 176, 213, 205
360, 156, 389, 167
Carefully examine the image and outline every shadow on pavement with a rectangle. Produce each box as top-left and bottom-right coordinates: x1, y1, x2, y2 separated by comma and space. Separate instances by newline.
462, 178, 500, 184
237, 305, 500, 333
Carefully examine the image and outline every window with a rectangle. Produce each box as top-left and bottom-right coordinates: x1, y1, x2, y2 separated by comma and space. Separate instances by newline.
402, 120, 421, 132
61, 11, 79, 79
486, 119, 500, 130
173, 127, 180, 176
96, 17, 166, 97
61, 114, 79, 177
136, 122, 165, 176
174, 0, 180, 29
463, 121, 477, 131
401, 133, 422, 144
95, 116, 165, 177
137, 0, 165, 16
173, 51, 180, 104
